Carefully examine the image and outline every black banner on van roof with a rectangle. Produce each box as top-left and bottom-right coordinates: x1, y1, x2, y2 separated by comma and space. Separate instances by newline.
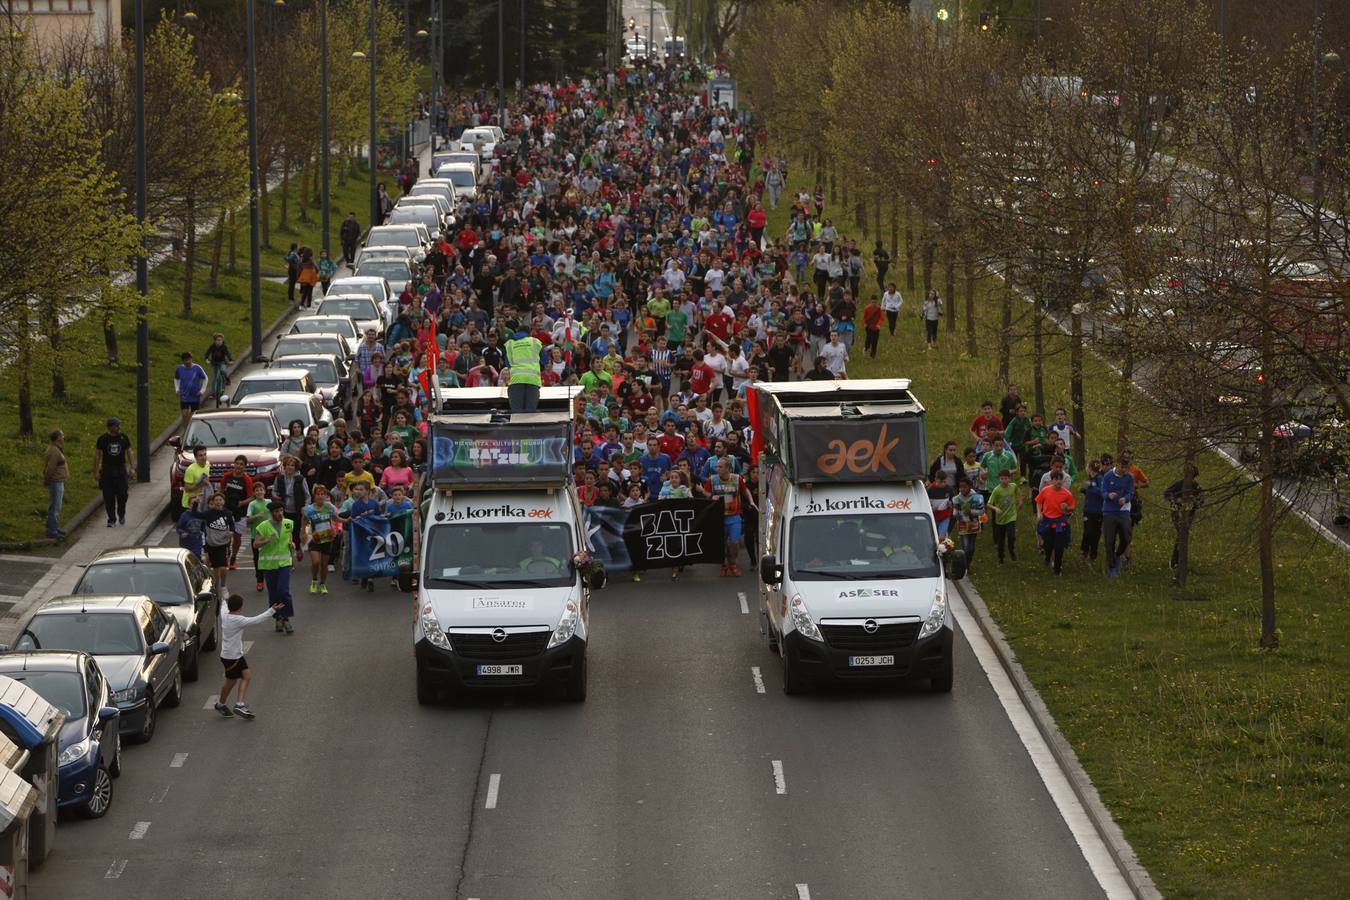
431, 420, 571, 486
788, 417, 928, 483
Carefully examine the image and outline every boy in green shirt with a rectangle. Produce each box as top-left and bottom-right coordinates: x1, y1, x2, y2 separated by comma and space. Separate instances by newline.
246, 481, 272, 593
987, 469, 1024, 563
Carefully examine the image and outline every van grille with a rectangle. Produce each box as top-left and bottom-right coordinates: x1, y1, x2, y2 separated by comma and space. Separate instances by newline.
449, 630, 550, 660
820, 621, 922, 653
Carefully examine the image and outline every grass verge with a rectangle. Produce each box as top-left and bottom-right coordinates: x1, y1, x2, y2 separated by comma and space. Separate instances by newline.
0, 164, 378, 545
764, 163, 1347, 898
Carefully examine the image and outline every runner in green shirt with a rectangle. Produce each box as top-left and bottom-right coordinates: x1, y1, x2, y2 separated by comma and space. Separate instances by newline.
666, 306, 689, 344
245, 481, 271, 592
986, 469, 1024, 564
646, 296, 671, 334
252, 501, 296, 633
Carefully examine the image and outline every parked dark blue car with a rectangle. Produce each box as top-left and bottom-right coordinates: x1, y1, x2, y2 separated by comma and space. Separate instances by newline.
0, 652, 120, 818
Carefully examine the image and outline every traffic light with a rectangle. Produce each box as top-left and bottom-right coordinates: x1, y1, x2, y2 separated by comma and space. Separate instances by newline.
979, 12, 991, 31
935, 7, 949, 21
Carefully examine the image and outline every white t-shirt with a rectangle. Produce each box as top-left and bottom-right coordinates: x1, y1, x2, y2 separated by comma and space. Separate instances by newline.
820, 342, 849, 375
882, 290, 904, 312
1049, 422, 1075, 450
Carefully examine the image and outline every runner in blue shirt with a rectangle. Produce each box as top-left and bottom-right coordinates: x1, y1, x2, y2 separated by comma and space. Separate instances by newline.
174, 351, 208, 435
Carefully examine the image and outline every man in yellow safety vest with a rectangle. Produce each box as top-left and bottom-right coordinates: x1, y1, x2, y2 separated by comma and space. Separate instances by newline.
506, 330, 543, 411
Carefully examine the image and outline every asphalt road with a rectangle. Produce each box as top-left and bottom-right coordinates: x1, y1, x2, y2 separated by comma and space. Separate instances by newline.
30, 530, 1107, 900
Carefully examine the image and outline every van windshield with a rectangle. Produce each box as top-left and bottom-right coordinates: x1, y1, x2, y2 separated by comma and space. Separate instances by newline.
425, 523, 574, 588
789, 513, 939, 580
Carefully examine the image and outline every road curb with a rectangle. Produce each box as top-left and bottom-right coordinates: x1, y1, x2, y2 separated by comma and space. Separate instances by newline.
0, 303, 297, 559
953, 577, 1161, 900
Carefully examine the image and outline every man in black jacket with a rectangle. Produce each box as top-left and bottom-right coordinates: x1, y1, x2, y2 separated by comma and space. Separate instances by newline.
339, 212, 361, 267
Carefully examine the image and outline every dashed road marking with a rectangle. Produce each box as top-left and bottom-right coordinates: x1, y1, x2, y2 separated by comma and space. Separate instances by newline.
751, 666, 765, 694
203, 695, 218, 710
796, 886, 811, 900
128, 821, 151, 840
149, 784, 171, 804
738, 591, 748, 614
485, 773, 501, 809
105, 859, 128, 879
772, 760, 786, 795
170, 753, 188, 768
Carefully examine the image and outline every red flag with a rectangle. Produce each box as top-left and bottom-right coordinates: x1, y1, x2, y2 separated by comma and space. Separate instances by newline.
746, 384, 763, 465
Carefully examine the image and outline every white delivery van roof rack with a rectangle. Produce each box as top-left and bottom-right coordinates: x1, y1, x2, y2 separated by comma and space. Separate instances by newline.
432, 385, 581, 415
428, 404, 574, 492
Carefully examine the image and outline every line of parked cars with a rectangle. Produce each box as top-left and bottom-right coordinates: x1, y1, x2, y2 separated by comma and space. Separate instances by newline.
0, 547, 217, 818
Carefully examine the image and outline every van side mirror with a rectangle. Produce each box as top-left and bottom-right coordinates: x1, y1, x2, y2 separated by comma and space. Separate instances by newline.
759, 554, 782, 586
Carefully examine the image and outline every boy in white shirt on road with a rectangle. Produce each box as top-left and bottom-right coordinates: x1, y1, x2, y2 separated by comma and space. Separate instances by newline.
215, 594, 284, 719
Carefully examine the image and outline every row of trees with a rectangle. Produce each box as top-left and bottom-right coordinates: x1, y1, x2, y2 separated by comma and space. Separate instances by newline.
0, 2, 419, 435
734, 0, 1350, 646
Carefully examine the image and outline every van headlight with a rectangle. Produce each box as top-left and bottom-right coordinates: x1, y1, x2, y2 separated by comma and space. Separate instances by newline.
420, 602, 452, 651
919, 589, 948, 639
547, 600, 580, 648
58, 737, 94, 767
789, 595, 822, 641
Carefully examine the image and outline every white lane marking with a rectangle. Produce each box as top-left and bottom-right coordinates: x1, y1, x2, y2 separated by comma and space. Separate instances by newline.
105, 859, 128, 879
750, 666, 765, 694
242, 641, 254, 653
485, 773, 501, 809
950, 589, 1133, 898
738, 591, 748, 614
149, 784, 171, 804
795, 886, 811, 900
203, 694, 218, 709
772, 760, 786, 795
128, 821, 151, 840
170, 753, 188, 768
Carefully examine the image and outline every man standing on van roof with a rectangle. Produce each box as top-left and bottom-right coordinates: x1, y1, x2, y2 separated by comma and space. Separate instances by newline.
506, 329, 543, 411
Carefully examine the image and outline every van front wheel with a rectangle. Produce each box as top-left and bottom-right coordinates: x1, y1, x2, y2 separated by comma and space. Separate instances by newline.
563, 653, 587, 702
929, 653, 954, 693
781, 645, 808, 695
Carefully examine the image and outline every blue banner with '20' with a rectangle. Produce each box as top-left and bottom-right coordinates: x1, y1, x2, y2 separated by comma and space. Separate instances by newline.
348, 512, 415, 580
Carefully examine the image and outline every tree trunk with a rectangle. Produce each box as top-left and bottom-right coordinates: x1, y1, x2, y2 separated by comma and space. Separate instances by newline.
17, 306, 32, 436
963, 245, 976, 357
1032, 295, 1045, 416
279, 153, 290, 231
1257, 289, 1278, 647
1070, 308, 1086, 471
854, 185, 865, 234
103, 308, 119, 365
873, 191, 881, 242
337, 148, 347, 186
299, 160, 312, 223
905, 208, 915, 291
889, 199, 898, 262
921, 229, 934, 300
46, 298, 65, 399
209, 212, 227, 290
1116, 346, 1134, 455
182, 197, 196, 318
260, 176, 271, 247
943, 242, 956, 334
228, 209, 237, 272
999, 260, 1013, 387
841, 172, 849, 219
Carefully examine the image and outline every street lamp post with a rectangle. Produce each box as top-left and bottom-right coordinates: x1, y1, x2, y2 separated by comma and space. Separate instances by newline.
246, 0, 263, 361
497, 0, 505, 127
133, 0, 150, 480
519, 0, 525, 90
361, 0, 378, 230
1311, 0, 1339, 242
320, 0, 330, 256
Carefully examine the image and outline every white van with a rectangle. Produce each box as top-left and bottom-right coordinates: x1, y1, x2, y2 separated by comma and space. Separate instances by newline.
752, 379, 960, 694
413, 390, 603, 703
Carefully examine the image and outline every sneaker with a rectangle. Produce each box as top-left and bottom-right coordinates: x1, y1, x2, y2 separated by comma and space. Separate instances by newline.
328, 563, 335, 572
214, 702, 234, 718
319, 584, 329, 595
366, 580, 375, 593
275, 619, 285, 632
283, 620, 294, 635
632, 572, 641, 582
1107, 567, 1119, 578
719, 564, 730, 577
308, 581, 318, 594
671, 568, 680, 582
106, 520, 116, 528
256, 580, 264, 592
730, 564, 742, 577
119, 516, 126, 525
233, 704, 256, 719
229, 561, 238, 571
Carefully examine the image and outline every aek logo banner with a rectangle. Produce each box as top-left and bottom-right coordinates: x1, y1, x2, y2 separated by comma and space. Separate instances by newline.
790, 418, 927, 483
